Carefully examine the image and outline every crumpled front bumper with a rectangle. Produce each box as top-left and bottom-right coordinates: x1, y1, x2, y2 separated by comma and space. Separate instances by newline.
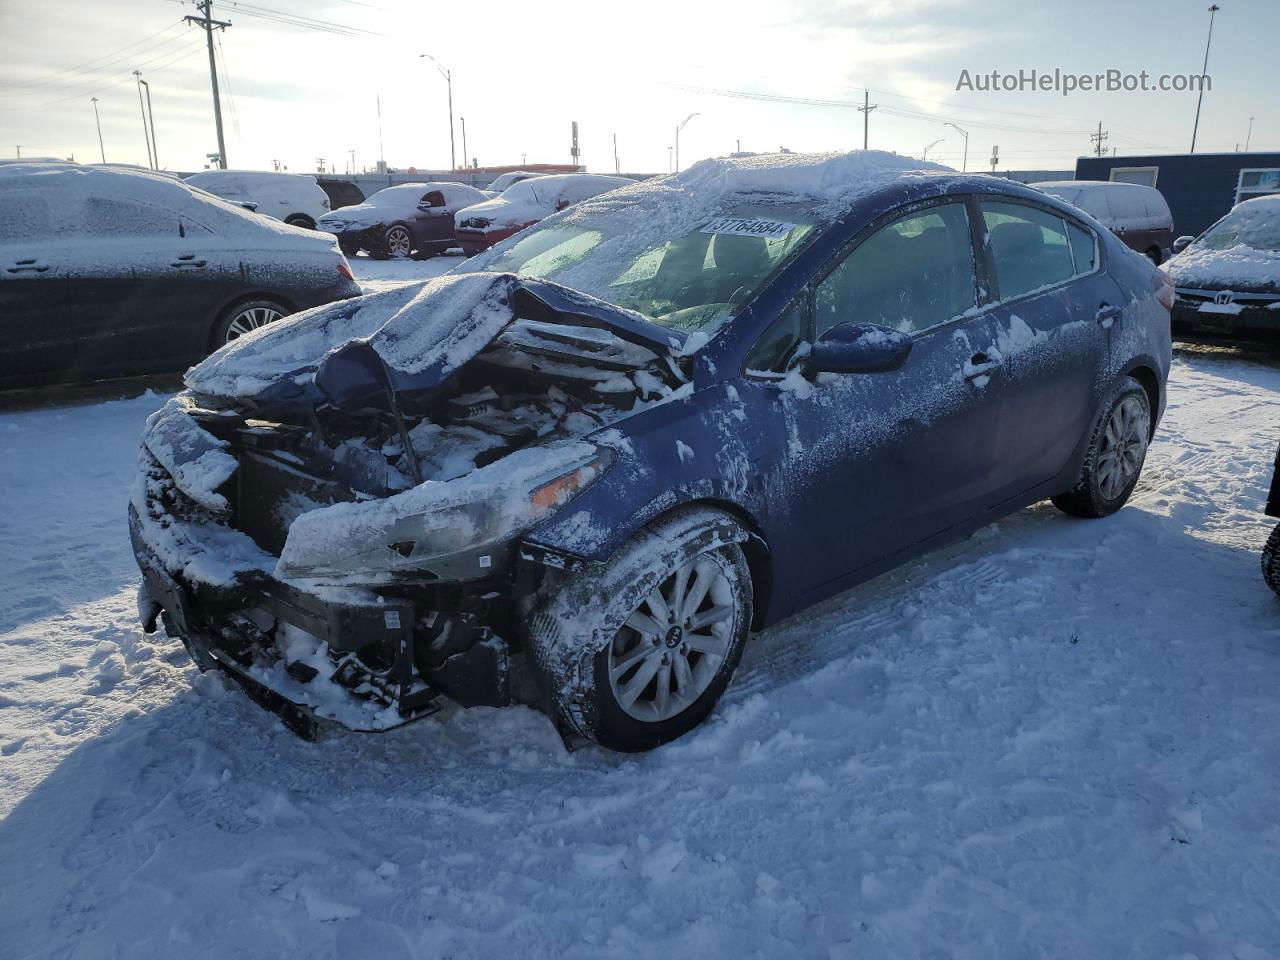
130, 505, 509, 739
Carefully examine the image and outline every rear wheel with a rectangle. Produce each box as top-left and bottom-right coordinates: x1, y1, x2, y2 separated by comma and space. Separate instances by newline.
284, 214, 315, 230
1146, 246, 1162, 266
1262, 524, 1280, 596
528, 509, 753, 752
337, 238, 359, 257
1052, 377, 1152, 518
210, 299, 288, 350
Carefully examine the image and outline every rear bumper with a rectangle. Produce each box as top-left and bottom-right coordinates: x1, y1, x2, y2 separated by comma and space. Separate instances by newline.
129, 504, 510, 738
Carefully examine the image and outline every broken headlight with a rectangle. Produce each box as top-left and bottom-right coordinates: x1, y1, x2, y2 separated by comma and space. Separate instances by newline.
274, 443, 614, 583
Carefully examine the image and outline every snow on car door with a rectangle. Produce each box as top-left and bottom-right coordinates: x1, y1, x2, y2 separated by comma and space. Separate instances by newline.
744, 199, 1016, 602
975, 199, 1112, 496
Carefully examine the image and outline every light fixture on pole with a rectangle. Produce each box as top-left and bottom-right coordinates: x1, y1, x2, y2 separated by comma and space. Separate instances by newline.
944, 123, 969, 171
1245, 116, 1254, 152
419, 52, 455, 170
90, 97, 105, 163
923, 138, 945, 162
674, 112, 699, 172
1189, 4, 1220, 154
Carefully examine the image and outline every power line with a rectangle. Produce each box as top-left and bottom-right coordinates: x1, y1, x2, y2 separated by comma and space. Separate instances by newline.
214, 32, 241, 138
0, 22, 186, 91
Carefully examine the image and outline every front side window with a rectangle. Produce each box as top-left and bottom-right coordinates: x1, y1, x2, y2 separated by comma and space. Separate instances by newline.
815, 201, 976, 338
981, 201, 1075, 301
85, 196, 178, 237
421, 191, 446, 207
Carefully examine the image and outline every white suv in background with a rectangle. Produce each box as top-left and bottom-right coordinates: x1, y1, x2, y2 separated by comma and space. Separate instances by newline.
184, 170, 330, 229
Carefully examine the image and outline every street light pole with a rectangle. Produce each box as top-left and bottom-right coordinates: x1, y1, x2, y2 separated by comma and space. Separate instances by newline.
133, 71, 154, 169
1189, 4, 1220, 154
944, 123, 969, 171
419, 53, 455, 171
90, 97, 105, 163
674, 112, 699, 172
923, 138, 945, 162
140, 78, 158, 169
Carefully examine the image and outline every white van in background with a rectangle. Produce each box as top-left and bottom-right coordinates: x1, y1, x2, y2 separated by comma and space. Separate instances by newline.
184, 170, 330, 229
1032, 180, 1175, 264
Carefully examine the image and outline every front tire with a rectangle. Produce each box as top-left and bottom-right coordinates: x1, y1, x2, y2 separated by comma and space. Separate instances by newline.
1262, 524, 1280, 596
1052, 376, 1152, 518
382, 224, 413, 259
528, 509, 753, 752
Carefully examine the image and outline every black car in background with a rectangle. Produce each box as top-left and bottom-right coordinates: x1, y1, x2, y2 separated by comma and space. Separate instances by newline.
316, 182, 489, 259
0, 162, 361, 389
317, 177, 365, 211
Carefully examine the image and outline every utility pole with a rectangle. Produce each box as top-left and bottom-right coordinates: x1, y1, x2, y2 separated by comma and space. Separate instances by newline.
14, 146, 20, 159
944, 122, 969, 172
461, 117, 468, 171
419, 53, 454, 170
141, 78, 158, 168
1091, 121, 1108, 157
90, 98, 105, 163
1190, 4, 1220, 154
185, 1, 231, 169
857, 91, 878, 150
133, 72, 154, 169
613, 132, 619, 174
1245, 116, 1254, 152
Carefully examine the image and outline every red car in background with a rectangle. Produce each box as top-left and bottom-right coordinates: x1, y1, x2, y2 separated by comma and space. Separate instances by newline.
454, 174, 635, 255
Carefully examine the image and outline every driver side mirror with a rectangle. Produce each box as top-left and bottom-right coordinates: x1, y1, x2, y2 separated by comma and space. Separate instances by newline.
1172, 235, 1194, 254
807, 322, 912, 374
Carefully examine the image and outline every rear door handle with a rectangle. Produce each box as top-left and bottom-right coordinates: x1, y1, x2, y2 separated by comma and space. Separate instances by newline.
6, 258, 49, 273
170, 255, 208, 268
964, 352, 1002, 381
1096, 303, 1122, 327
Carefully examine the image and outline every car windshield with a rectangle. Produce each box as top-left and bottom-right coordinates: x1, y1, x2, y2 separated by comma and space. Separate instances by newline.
1197, 203, 1280, 252
472, 201, 822, 331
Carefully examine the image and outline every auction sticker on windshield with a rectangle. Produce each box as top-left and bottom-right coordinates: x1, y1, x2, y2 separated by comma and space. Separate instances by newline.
701, 217, 797, 238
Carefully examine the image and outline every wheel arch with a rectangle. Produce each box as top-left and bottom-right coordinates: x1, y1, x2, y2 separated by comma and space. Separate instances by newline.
1120, 362, 1161, 439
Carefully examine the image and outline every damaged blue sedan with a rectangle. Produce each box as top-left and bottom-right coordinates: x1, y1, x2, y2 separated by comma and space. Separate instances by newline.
131, 152, 1173, 751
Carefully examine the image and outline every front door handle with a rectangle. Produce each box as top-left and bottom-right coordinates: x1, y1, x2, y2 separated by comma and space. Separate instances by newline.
1096, 303, 1122, 327
170, 256, 208, 268
964, 352, 1002, 381
6, 258, 49, 273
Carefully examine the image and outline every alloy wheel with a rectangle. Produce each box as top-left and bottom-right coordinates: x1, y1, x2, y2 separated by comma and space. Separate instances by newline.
1096, 395, 1150, 499
385, 226, 412, 257
225, 305, 283, 342
607, 553, 737, 723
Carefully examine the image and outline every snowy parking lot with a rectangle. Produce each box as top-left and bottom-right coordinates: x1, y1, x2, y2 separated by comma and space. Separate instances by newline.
2, 256, 1280, 958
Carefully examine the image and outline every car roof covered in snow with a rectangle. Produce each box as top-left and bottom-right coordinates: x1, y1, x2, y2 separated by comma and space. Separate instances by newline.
0, 161, 339, 249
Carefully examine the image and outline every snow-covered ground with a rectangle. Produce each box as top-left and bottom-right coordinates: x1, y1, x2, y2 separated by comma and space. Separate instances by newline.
2, 256, 1279, 958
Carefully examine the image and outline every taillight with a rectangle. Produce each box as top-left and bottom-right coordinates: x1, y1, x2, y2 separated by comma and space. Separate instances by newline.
1153, 269, 1175, 311
338, 260, 354, 281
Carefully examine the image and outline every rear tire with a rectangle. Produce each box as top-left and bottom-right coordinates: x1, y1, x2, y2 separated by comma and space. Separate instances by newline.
527, 509, 753, 752
209, 298, 289, 351
285, 214, 315, 230
1146, 246, 1162, 266
337, 238, 359, 257
1052, 376, 1152, 518
1262, 524, 1280, 597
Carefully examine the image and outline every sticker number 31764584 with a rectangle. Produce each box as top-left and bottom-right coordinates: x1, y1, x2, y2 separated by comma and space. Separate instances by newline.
700, 217, 797, 239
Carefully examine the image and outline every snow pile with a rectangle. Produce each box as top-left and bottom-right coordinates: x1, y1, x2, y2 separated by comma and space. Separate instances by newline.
1166, 195, 1280, 289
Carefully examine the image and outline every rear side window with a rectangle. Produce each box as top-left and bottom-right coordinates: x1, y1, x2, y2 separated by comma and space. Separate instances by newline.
420, 191, 446, 207
1067, 222, 1097, 273
816, 201, 976, 337
981, 201, 1075, 300
85, 196, 179, 237
0, 192, 54, 241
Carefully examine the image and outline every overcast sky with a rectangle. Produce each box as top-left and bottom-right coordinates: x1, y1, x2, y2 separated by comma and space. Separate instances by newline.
0, 0, 1275, 176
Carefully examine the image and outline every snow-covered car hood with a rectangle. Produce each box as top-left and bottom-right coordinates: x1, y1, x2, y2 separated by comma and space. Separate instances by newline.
454, 195, 544, 231
1164, 244, 1280, 292
185, 272, 685, 409
317, 202, 394, 230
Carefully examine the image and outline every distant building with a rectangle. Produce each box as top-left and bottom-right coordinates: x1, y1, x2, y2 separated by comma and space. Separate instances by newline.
1075, 152, 1280, 238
